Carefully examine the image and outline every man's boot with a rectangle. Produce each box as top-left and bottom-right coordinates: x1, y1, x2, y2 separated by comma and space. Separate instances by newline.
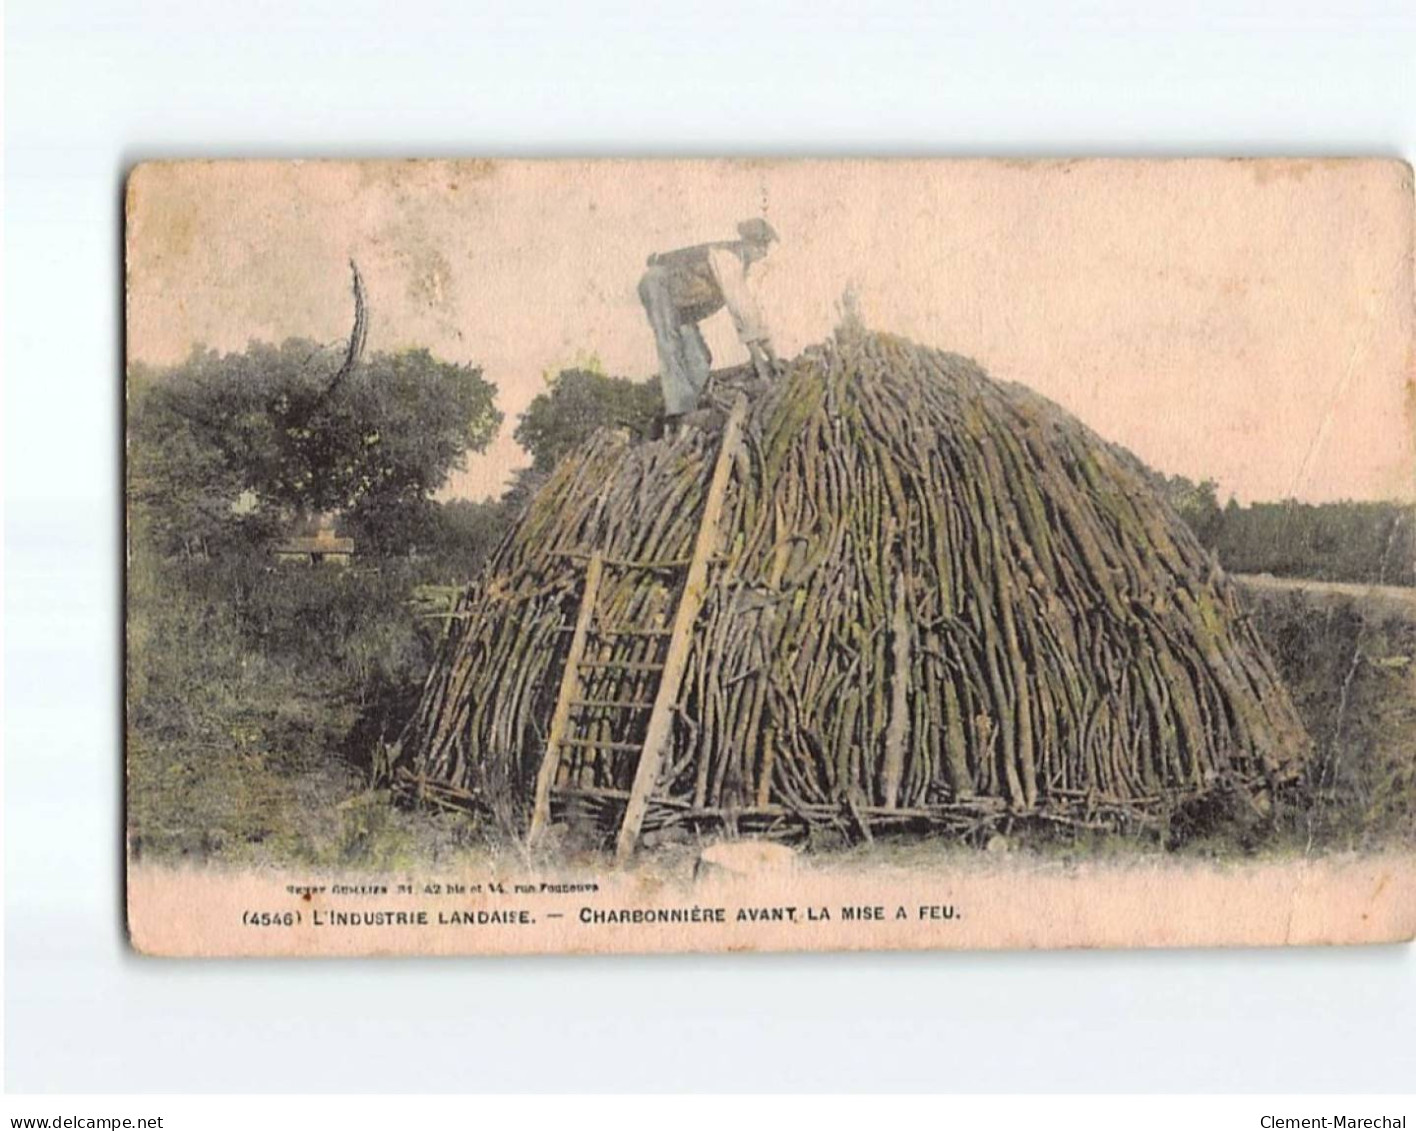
678, 406, 726, 432
658, 413, 684, 439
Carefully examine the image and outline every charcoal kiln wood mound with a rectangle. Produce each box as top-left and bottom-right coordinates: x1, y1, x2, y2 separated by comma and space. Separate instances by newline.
389, 328, 1311, 853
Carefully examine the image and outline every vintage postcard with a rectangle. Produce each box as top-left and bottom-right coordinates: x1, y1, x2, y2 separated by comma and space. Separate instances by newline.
125, 158, 1415, 957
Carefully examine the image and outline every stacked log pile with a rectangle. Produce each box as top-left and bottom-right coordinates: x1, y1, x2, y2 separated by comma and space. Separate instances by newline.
392, 328, 1310, 840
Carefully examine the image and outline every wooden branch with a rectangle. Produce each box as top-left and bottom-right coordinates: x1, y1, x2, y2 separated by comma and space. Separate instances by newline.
311, 259, 369, 412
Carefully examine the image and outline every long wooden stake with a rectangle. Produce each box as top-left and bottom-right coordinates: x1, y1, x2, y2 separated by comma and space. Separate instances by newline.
528, 551, 603, 842
880, 572, 911, 808
615, 396, 747, 862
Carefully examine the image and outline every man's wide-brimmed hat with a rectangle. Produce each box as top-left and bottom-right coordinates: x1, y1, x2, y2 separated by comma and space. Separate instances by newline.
737, 218, 779, 245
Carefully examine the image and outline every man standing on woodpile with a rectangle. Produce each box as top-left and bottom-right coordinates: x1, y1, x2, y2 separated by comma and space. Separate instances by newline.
638, 218, 780, 433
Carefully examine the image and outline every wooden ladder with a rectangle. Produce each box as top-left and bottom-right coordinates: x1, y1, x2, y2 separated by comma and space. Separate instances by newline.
527, 395, 747, 859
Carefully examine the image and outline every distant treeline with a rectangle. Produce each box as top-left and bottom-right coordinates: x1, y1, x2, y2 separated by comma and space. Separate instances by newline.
1156, 475, 1415, 587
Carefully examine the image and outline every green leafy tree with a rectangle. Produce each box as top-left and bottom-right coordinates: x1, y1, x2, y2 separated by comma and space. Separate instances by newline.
1210, 499, 1414, 586
128, 340, 501, 557
514, 368, 660, 473
1157, 474, 1224, 546
1143, 466, 1415, 586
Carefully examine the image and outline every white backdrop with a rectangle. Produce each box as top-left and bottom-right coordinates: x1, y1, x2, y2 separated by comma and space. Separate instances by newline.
5, 0, 1415, 1093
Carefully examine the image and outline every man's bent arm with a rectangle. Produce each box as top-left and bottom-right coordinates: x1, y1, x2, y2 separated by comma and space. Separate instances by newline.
707, 246, 772, 348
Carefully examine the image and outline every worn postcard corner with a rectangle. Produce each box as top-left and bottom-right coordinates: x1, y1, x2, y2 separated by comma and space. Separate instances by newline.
125, 158, 1416, 957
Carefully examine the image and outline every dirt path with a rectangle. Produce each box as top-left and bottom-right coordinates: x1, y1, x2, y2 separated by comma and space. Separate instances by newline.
1234, 572, 1416, 607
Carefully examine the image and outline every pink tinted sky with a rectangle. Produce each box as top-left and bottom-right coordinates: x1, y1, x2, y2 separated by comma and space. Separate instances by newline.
126, 158, 1414, 503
